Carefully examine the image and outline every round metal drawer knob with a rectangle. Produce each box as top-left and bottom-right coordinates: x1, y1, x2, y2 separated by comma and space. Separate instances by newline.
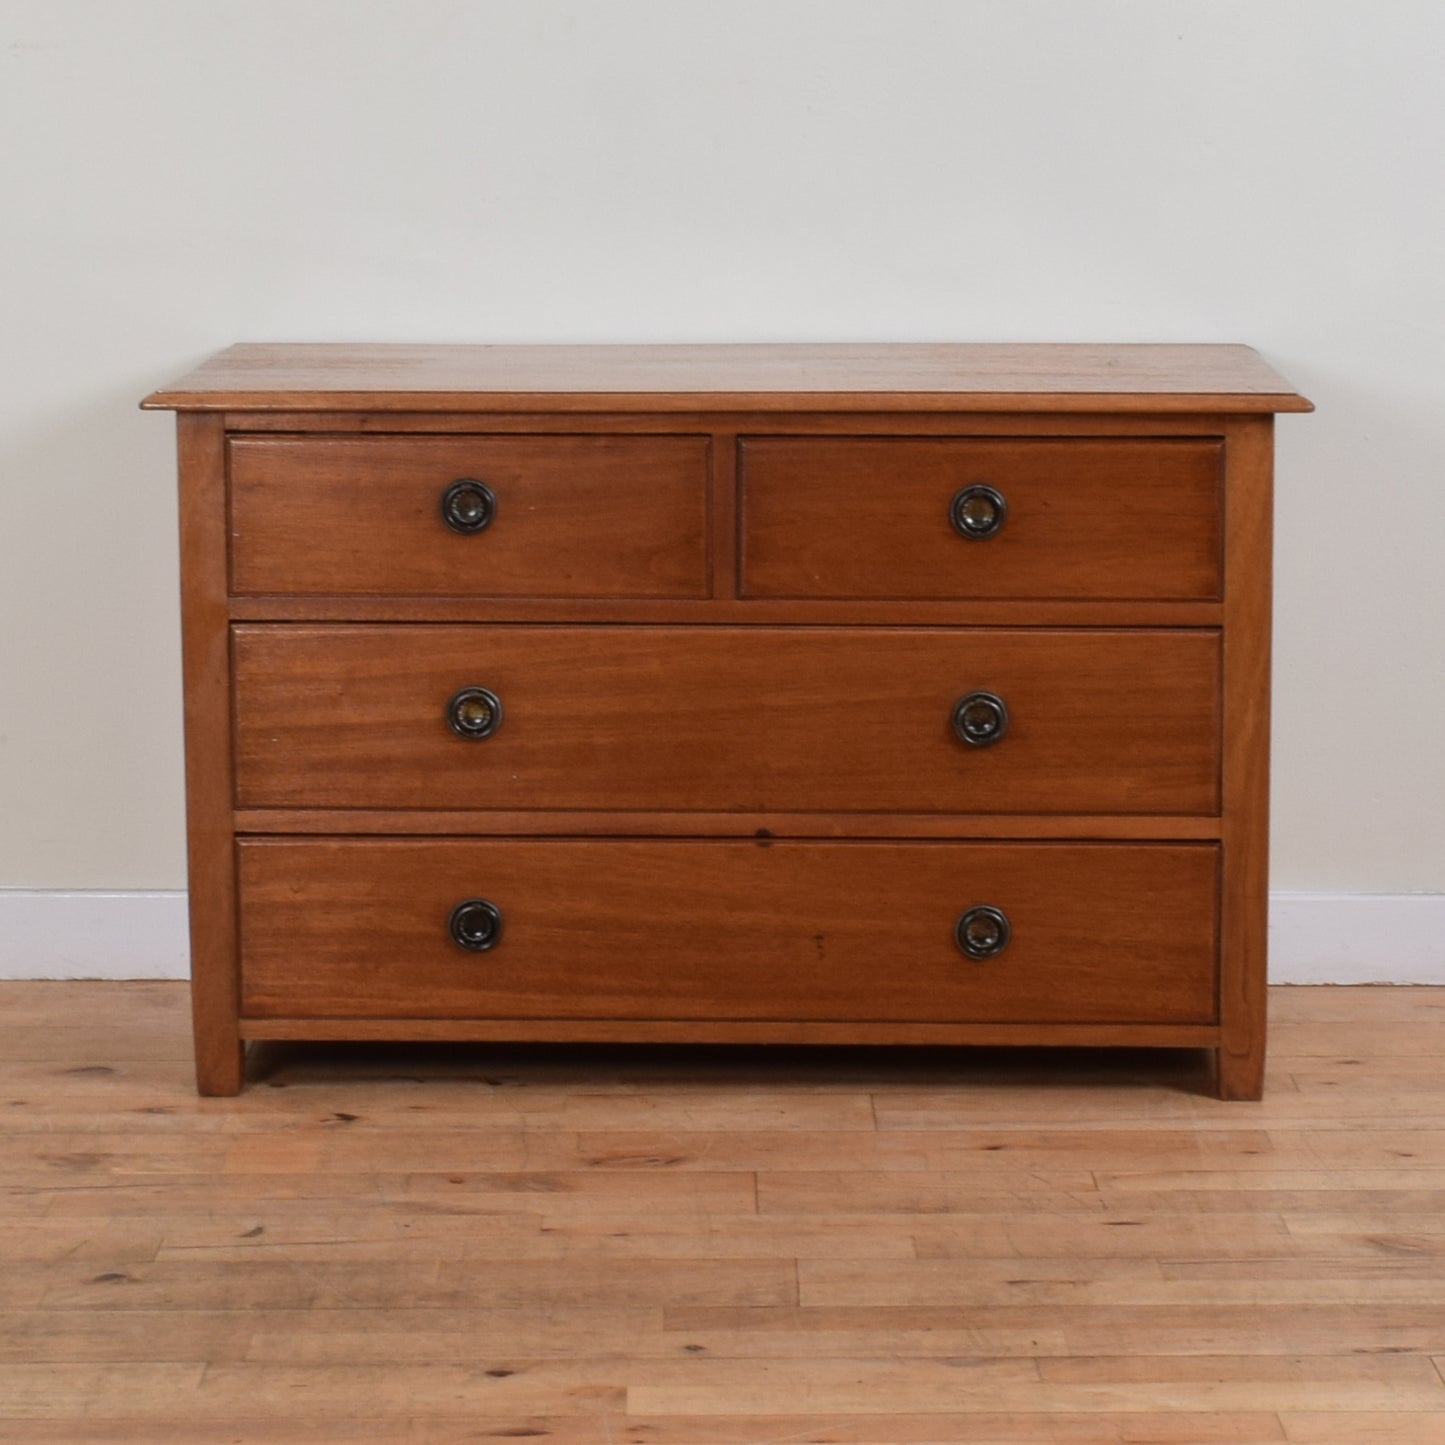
447, 686, 503, 739
441, 479, 496, 534
950, 485, 1007, 540
955, 905, 1010, 960
449, 898, 503, 952
951, 691, 1009, 747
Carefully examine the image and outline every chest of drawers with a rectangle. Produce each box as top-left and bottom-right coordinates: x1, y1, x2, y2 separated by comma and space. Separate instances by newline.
144, 343, 1310, 1098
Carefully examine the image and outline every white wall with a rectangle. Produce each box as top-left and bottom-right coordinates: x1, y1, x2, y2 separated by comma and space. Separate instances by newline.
2, 4, 1442, 927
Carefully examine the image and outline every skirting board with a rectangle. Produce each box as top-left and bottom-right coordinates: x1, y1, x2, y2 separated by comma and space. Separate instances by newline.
1267, 893, 1445, 985
0, 890, 1441, 984
0, 892, 191, 981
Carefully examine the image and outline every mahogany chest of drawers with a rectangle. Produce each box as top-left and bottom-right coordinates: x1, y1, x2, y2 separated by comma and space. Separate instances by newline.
144, 343, 1310, 1097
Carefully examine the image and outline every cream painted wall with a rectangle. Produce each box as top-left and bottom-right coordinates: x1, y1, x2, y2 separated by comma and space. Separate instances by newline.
1, 1, 1441, 896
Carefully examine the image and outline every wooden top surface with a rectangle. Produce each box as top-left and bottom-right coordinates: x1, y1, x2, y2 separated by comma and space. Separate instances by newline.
142, 342, 1312, 414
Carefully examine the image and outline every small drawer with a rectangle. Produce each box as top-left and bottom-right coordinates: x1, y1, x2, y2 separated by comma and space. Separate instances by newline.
231, 624, 1221, 815
740, 437, 1222, 600
237, 839, 1220, 1024
228, 434, 710, 598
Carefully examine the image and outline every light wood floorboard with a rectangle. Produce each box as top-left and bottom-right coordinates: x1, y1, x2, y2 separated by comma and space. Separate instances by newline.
2, 981, 1443, 1442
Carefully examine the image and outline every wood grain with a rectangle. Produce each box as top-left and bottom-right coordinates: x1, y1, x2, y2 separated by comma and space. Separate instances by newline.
219, 405, 1249, 436
0, 980, 1439, 1444
231, 809, 1225, 839
140, 342, 1314, 414
148, 345, 1306, 1102
229, 434, 710, 599
741, 436, 1222, 600
234, 838, 1219, 1025
235, 1018, 1222, 1046
231, 624, 1222, 815
1217, 417, 1274, 1099
226, 594, 1226, 626
174, 415, 243, 1097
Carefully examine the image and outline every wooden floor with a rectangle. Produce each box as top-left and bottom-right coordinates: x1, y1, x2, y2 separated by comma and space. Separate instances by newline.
3, 984, 1445, 1442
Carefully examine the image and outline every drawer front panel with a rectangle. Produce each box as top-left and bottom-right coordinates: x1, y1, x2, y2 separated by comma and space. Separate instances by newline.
238, 839, 1219, 1024
232, 625, 1220, 815
229, 435, 710, 598
740, 437, 1222, 600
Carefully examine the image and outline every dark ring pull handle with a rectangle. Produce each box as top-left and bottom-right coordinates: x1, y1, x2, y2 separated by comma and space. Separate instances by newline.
447, 686, 503, 739
441, 479, 496, 534
955, 905, 1010, 960
950, 485, 1007, 540
951, 691, 1008, 748
449, 898, 503, 952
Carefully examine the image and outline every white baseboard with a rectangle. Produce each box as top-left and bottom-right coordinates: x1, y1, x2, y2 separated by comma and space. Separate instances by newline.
0, 891, 190, 980
0, 890, 1441, 984
1268, 892, 1445, 984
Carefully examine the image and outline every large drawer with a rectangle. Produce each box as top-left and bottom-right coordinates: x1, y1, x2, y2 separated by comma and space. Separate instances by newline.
740, 437, 1222, 600
228, 434, 710, 598
237, 839, 1220, 1024
232, 625, 1220, 815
